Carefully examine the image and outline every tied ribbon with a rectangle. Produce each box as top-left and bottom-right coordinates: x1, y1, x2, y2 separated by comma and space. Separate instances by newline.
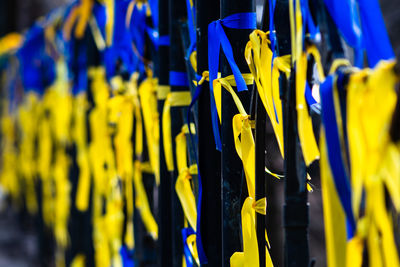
245, 30, 289, 156
134, 161, 158, 240
176, 125, 200, 266
170, 71, 190, 87
230, 197, 273, 267
186, 71, 211, 264
162, 91, 192, 171
208, 12, 256, 150
289, 0, 321, 166
158, 35, 170, 46
185, 0, 196, 64
323, 0, 394, 67
175, 126, 198, 231
74, 93, 91, 212
182, 227, 199, 267
138, 78, 160, 185
211, 74, 274, 266
320, 75, 355, 238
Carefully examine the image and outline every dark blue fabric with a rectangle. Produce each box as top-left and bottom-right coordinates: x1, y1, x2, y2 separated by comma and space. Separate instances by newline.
18, 24, 56, 95
356, 0, 394, 67
120, 245, 135, 267
158, 35, 170, 46
320, 75, 355, 239
105, 0, 136, 80
169, 71, 189, 87
305, 82, 317, 106
181, 227, 196, 267
185, 0, 196, 49
208, 12, 256, 151
187, 76, 208, 263
323, 0, 394, 68
148, 0, 158, 29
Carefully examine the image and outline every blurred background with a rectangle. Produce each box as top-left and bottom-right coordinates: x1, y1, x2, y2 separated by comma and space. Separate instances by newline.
0, 0, 399, 266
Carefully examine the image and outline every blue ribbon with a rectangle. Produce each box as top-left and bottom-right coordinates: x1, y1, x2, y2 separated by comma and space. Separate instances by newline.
105, 0, 136, 80
320, 75, 355, 239
169, 71, 189, 87
148, 0, 159, 29
305, 82, 317, 106
356, 0, 394, 67
208, 12, 256, 151
18, 24, 56, 95
158, 35, 170, 46
185, 0, 196, 48
119, 245, 135, 267
181, 227, 196, 267
186, 76, 208, 264
323, 0, 394, 68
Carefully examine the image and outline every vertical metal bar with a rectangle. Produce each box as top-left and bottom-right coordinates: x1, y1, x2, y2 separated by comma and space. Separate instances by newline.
157, 0, 172, 265
220, 0, 255, 266
196, 0, 222, 265
274, 1, 310, 266
169, 0, 188, 265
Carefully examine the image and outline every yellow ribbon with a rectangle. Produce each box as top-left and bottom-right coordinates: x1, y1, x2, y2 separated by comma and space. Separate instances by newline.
230, 197, 273, 267
74, 93, 92, 212
162, 91, 192, 171
210, 73, 273, 266
133, 161, 159, 239
346, 60, 400, 267
245, 30, 287, 156
139, 78, 160, 185
320, 130, 347, 267
175, 127, 198, 231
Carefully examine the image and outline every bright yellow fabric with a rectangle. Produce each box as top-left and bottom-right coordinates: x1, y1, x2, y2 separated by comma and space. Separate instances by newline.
17, 92, 40, 214
88, 67, 115, 267
230, 197, 272, 267
209, 73, 273, 266
133, 161, 159, 239
346, 60, 400, 267
175, 128, 198, 231
162, 91, 192, 171
288, 0, 320, 166
245, 30, 287, 156
320, 131, 347, 267
74, 93, 92, 212
0, 33, 23, 55
157, 85, 171, 100
139, 78, 160, 185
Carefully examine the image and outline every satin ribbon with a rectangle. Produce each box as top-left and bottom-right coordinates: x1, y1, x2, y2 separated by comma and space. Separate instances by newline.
138, 78, 160, 185
133, 161, 159, 240
289, 0, 321, 166
323, 0, 394, 67
320, 75, 355, 238
211, 73, 273, 266
182, 227, 198, 267
245, 30, 288, 156
158, 35, 170, 46
162, 91, 192, 171
74, 92, 91, 212
208, 12, 256, 150
185, 0, 196, 63
186, 71, 210, 264
170, 71, 190, 87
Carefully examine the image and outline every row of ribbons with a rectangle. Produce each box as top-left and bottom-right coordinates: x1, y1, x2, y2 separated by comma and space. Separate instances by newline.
0, 0, 399, 266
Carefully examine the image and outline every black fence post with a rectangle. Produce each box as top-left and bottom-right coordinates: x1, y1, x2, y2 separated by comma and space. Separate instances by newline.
220, 0, 255, 266
274, 1, 310, 266
196, 0, 222, 265
157, 0, 172, 265
169, 0, 188, 265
